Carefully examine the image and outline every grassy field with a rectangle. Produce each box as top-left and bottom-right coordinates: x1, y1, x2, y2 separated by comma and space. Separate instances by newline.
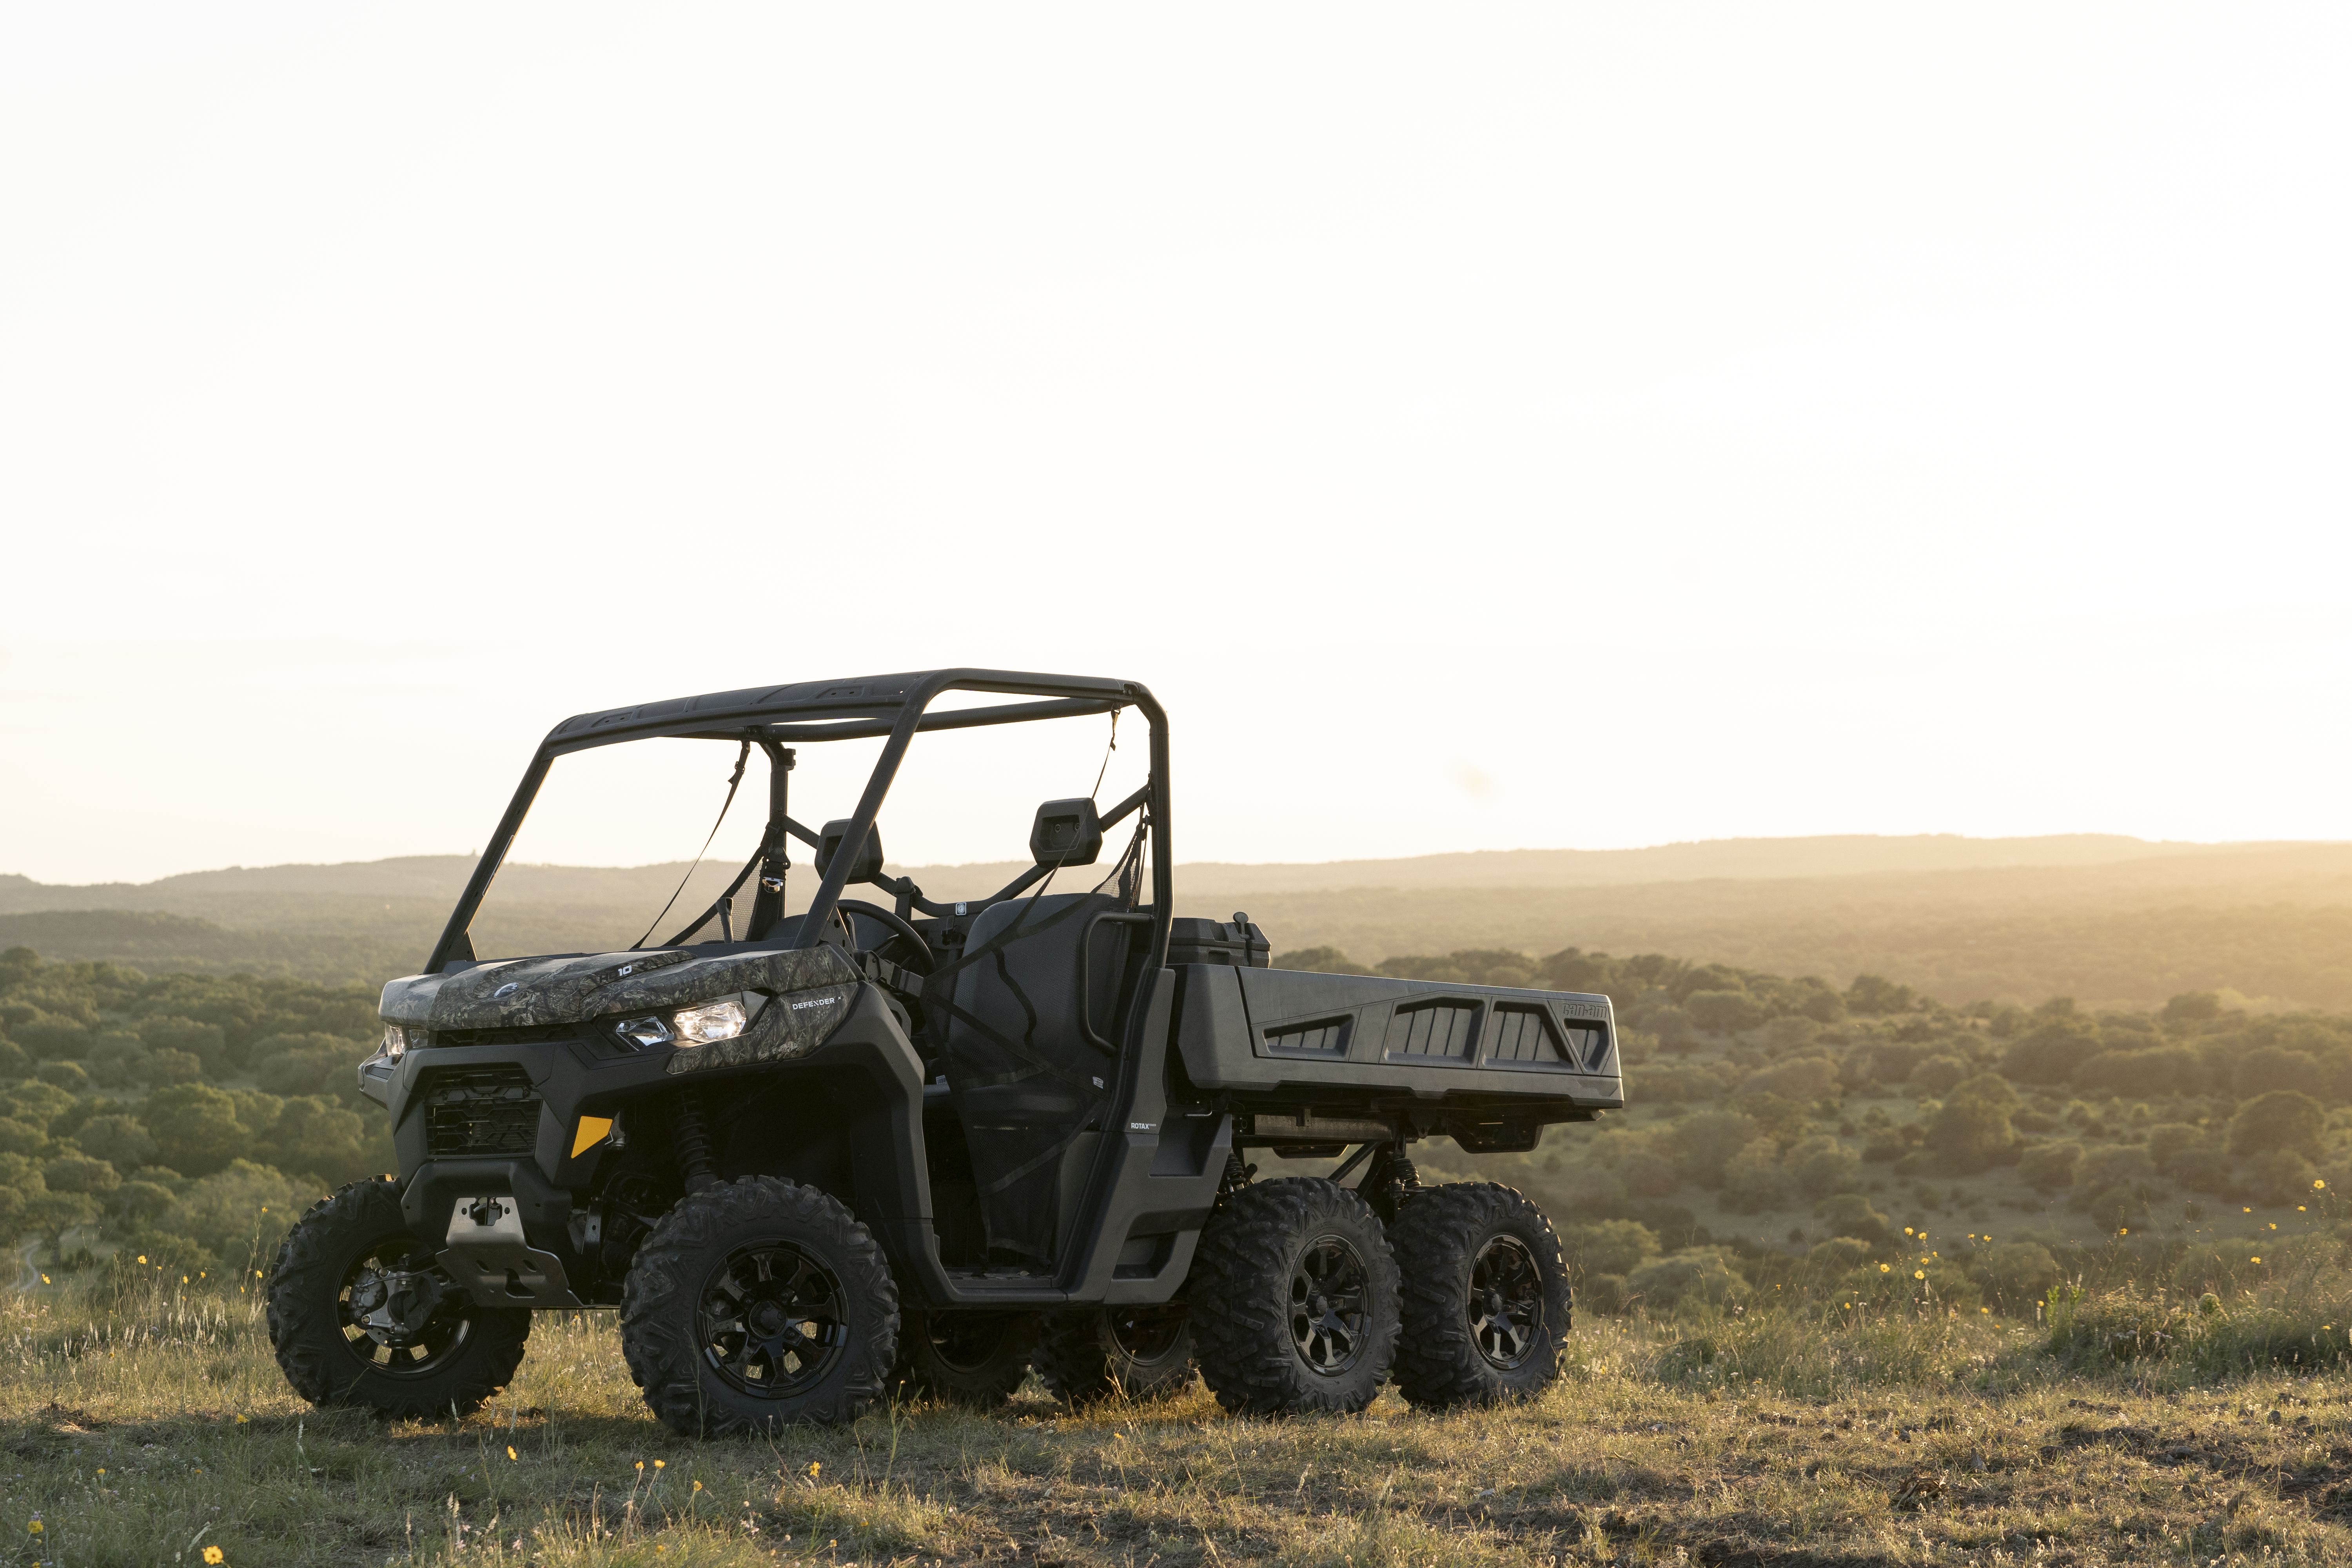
9, 1272, 2352, 1566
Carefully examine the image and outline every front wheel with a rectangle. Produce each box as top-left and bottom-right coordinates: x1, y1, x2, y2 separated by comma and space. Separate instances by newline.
621, 1176, 898, 1436
267, 1178, 531, 1420
1388, 1183, 1570, 1408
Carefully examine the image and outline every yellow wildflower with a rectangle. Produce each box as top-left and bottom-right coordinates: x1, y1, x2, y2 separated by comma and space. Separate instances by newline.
204, 1549, 224, 1565
507, 1446, 518, 1462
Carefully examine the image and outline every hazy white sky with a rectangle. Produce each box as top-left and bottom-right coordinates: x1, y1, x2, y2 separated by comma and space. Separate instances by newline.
4, 4, 2347, 884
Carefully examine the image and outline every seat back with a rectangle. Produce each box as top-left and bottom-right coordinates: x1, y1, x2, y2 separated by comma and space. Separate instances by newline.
935, 891, 1132, 1262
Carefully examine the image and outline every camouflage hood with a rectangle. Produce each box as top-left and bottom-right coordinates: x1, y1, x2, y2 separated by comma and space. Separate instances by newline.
378, 944, 861, 1031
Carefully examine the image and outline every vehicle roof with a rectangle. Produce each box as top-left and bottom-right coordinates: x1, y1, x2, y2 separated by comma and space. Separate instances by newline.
541, 667, 1146, 754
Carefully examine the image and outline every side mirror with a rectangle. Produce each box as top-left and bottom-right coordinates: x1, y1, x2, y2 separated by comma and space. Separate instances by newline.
1029, 798, 1103, 867
815, 818, 886, 884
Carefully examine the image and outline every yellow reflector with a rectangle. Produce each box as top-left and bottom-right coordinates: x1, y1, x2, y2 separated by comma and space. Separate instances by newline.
571, 1116, 614, 1158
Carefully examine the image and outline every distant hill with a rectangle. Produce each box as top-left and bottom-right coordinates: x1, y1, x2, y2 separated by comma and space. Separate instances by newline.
5, 834, 2349, 1007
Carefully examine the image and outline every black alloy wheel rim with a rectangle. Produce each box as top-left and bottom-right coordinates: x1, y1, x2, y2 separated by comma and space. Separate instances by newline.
698, 1241, 850, 1399
1468, 1233, 1544, 1369
927, 1313, 1012, 1374
338, 1236, 474, 1377
1289, 1234, 1370, 1376
1106, 1305, 1187, 1366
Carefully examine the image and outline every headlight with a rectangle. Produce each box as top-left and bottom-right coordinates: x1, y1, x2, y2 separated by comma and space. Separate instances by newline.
673, 1000, 746, 1046
616, 1015, 675, 1049
381, 1024, 407, 1063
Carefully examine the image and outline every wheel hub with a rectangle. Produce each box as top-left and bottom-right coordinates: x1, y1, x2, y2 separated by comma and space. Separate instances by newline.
1467, 1234, 1543, 1370
1289, 1235, 1370, 1376
338, 1243, 474, 1374
1106, 1305, 1187, 1365
697, 1241, 850, 1399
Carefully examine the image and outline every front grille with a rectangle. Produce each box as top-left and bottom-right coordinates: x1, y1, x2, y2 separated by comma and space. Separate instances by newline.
429, 1022, 583, 1049
422, 1064, 542, 1157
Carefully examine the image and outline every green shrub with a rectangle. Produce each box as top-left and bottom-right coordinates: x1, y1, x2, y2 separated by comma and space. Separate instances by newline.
1579, 1273, 1631, 1315
11, 1014, 91, 1060
1814, 1193, 1895, 1249
1968, 1241, 2062, 1311
71, 1113, 156, 1171
1926, 1098, 2016, 1174
36, 1061, 91, 1091
135, 1016, 228, 1073
2244, 1149, 2320, 1207
1805, 1236, 1874, 1273
142, 1049, 206, 1087
1557, 1218, 1661, 1278
1670, 1110, 1760, 1189
1720, 1138, 1792, 1214
1629, 1247, 1753, 1315
1742, 1056, 1837, 1101
2230, 1091, 2325, 1161
42, 1153, 120, 1196
138, 1084, 249, 1177
1685, 989, 1763, 1035
2002, 1015, 2102, 1084
149, 1159, 306, 1265
1786, 1135, 1862, 1198
2, 1079, 76, 1131
2018, 1142, 2082, 1192
1909, 1055, 1969, 1096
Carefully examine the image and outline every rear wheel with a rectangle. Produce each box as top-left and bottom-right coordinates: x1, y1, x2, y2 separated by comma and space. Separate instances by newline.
893, 1310, 1038, 1406
621, 1176, 898, 1436
267, 1178, 530, 1420
1388, 1183, 1570, 1408
1188, 1177, 1399, 1416
1036, 1305, 1195, 1407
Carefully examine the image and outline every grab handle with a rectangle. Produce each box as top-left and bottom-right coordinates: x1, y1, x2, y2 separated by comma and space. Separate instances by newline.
1078, 911, 1156, 1055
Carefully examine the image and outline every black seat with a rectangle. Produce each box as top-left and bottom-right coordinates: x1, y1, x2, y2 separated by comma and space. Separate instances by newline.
932, 891, 1133, 1263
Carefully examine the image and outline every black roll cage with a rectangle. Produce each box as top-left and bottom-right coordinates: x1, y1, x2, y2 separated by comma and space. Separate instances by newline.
424, 668, 1172, 977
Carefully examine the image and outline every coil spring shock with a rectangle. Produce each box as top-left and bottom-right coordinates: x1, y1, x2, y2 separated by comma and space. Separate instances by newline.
673, 1089, 718, 1194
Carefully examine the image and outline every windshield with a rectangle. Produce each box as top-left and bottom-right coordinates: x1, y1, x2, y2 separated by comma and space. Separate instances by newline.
465, 706, 1151, 961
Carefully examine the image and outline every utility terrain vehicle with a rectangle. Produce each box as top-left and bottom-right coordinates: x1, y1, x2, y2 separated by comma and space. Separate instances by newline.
267, 670, 1625, 1435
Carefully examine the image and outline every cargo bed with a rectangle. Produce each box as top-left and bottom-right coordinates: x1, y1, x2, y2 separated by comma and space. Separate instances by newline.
1171, 964, 1624, 1111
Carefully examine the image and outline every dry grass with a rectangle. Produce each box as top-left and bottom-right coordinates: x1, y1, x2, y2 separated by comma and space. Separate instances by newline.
7, 1283, 2352, 1566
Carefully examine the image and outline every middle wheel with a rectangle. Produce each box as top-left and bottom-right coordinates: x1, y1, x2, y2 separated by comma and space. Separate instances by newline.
1036, 1304, 1196, 1408
1188, 1176, 1400, 1416
892, 1309, 1040, 1407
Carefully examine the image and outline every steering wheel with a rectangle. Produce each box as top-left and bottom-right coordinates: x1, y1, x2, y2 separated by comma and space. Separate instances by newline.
835, 899, 936, 977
